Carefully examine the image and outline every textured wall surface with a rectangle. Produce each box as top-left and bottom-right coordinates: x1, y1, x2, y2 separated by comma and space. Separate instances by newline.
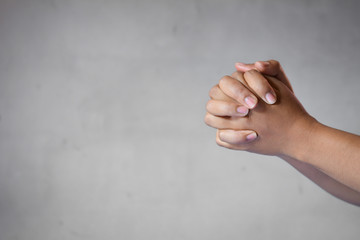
0, 0, 360, 239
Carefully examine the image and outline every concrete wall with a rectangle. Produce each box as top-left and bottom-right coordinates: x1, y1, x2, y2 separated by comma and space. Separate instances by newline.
0, 0, 359, 239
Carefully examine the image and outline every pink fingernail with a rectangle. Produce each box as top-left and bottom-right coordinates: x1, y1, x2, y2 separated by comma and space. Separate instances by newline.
246, 132, 257, 141
262, 61, 270, 66
237, 106, 248, 115
245, 96, 257, 109
265, 92, 276, 104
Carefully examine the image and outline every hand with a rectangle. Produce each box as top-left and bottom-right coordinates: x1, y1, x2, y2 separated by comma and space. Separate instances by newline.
205, 60, 360, 201
205, 70, 317, 157
206, 60, 294, 148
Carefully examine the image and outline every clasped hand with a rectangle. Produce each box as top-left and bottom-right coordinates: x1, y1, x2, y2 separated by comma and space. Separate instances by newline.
205, 60, 316, 158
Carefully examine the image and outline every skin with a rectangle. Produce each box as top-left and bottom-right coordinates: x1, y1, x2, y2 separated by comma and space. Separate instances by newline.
205, 60, 360, 206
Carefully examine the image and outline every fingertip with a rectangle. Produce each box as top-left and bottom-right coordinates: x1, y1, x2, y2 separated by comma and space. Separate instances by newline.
235, 62, 252, 72
235, 62, 244, 70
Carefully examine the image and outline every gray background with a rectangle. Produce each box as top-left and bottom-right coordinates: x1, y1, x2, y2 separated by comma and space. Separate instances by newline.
0, 0, 360, 239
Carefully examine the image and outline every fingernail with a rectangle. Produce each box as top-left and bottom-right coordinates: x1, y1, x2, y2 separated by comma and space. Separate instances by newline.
246, 132, 257, 141
265, 92, 276, 104
237, 106, 249, 115
245, 96, 257, 109
236, 62, 245, 66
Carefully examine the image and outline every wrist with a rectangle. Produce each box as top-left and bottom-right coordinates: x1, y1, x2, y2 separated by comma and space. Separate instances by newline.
280, 115, 321, 162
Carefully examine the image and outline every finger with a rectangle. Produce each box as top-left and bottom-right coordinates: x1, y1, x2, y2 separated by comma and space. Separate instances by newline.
204, 112, 247, 130
206, 99, 249, 117
233, 66, 278, 104
219, 75, 258, 109
209, 84, 236, 102
265, 60, 293, 91
235, 61, 273, 74
253, 60, 281, 76
236, 60, 293, 92
243, 70, 277, 105
234, 62, 257, 72
215, 130, 252, 150
233, 65, 278, 104
218, 129, 258, 145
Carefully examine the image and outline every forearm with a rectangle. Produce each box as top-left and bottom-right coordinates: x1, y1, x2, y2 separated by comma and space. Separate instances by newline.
290, 121, 360, 192
281, 155, 360, 206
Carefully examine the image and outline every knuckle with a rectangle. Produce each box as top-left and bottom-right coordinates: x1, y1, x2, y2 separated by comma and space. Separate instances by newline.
216, 137, 224, 147
231, 71, 241, 79
255, 61, 263, 67
209, 85, 219, 98
205, 100, 213, 112
272, 59, 279, 65
204, 114, 212, 126
270, 59, 281, 69
219, 75, 231, 86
